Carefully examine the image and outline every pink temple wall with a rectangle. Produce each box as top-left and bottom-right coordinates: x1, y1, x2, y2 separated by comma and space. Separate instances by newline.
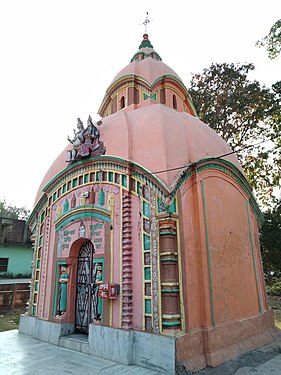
179, 169, 267, 331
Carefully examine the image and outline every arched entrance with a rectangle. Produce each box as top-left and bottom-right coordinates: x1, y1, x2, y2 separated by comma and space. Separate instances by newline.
75, 240, 94, 333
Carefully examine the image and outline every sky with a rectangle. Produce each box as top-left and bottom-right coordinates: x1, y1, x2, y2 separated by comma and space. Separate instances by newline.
0, 0, 280, 212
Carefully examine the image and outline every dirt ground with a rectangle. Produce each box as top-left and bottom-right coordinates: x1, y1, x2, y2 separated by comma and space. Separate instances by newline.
267, 295, 281, 329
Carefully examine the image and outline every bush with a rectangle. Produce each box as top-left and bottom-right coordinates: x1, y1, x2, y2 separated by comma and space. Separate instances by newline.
267, 280, 281, 296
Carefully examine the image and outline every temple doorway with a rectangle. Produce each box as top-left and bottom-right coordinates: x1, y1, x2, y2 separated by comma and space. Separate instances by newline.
75, 240, 94, 333
75, 240, 104, 333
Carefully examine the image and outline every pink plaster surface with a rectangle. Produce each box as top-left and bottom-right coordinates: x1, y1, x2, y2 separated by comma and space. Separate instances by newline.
179, 170, 266, 330
111, 57, 182, 85
34, 104, 242, 207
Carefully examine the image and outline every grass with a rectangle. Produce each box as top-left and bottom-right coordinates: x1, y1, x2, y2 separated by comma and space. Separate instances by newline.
0, 311, 21, 332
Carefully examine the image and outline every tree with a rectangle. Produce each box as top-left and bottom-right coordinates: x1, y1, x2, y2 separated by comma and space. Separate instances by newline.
0, 199, 30, 221
260, 201, 281, 275
189, 63, 281, 206
256, 19, 281, 59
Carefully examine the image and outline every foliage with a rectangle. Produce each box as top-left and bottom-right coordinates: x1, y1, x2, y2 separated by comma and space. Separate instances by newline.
0, 199, 30, 221
267, 281, 281, 296
256, 19, 281, 59
189, 63, 281, 206
260, 201, 281, 276
0, 311, 20, 332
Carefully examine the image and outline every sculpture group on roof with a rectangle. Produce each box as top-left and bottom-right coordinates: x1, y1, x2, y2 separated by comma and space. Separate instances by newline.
67, 115, 106, 163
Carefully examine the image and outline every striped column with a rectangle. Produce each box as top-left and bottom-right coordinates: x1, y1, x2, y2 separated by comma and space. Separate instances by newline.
159, 216, 181, 331
121, 193, 133, 329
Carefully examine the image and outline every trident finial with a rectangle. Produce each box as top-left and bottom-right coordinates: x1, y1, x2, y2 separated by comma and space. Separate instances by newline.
143, 12, 151, 34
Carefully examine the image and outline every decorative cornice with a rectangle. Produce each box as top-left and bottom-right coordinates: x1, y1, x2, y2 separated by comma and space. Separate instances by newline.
130, 51, 162, 62
98, 73, 197, 117
54, 206, 110, 231
30, 154, 263, 228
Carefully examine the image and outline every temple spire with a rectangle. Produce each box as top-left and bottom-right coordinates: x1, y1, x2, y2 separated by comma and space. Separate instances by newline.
143, 12, 151, 34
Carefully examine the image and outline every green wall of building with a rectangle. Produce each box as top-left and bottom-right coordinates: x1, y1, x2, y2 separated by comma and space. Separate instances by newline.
0, 245, 33, 277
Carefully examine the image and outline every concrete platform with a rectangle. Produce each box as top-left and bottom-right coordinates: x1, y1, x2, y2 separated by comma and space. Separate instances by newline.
0, 330, 162, 375
1, 329, 281, 374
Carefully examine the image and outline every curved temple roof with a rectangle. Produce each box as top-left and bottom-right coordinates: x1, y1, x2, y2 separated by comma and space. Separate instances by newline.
34, 34, 243, 207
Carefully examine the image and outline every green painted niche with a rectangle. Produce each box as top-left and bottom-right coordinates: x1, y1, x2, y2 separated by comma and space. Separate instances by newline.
98, 189, 105, 206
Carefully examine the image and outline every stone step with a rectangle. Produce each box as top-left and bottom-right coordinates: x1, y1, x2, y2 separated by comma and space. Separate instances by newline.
59, 333, 89, 354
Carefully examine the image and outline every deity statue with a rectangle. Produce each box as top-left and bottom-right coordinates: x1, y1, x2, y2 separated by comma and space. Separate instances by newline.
57, 265, 69, 316
67, 116, 106, 163
79, 221, 86, 238
67, 118, 85, 162
76, 115, 102, 158
92, 263, 103, 322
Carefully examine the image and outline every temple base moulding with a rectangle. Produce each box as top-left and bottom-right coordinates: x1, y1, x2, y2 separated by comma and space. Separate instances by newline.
19, 311, 280, 374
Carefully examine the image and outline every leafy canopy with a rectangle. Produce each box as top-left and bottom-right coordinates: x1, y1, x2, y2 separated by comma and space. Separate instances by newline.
260, 201, 281, 275
189, 63, 281, 206
0, 199, 30, 221
256, 19, 281, 59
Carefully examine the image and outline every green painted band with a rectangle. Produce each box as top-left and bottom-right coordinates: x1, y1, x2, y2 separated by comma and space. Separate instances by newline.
160, 258, 178, 262
159, 231, 177, 236
161, 289, 179, 293
246, 200, 263, 313
201, 180, 215, 327
55, 211, 110, 231
162, 321, 181, 326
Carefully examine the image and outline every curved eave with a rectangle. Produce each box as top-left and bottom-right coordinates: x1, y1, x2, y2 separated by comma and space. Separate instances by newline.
28, 154, 263, 229
28, 155, 172, 226
166, 157, 263, 225
98, 73, 197, 116
130, 51, 162, 62
41, 155, 171, 194
54, 206, 111, 231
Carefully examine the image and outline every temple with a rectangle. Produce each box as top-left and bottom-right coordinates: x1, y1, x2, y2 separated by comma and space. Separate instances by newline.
19, 33, 278, 374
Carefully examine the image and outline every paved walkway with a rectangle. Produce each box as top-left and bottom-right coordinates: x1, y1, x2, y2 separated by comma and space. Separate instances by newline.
1, 329, 281, 374
0, 330, 161, 375
197, 336, 281, 375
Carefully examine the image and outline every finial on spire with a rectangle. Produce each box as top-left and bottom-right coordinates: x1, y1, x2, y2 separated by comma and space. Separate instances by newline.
143, 12, 151, 34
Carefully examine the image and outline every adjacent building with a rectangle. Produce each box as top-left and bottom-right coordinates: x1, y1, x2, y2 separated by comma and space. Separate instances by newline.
0, 217, 32, 278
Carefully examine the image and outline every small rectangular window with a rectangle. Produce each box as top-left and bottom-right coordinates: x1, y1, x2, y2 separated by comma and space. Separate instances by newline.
84, 174, 89, 184
122, 175, 128, 188
102, 172, 107, 182
72, 178, 78, 188
0, 258, 8, 272
115, 174, 120, 184
130, 178, 136, 192
108, 172, 114, 182
160, 89, 166, 104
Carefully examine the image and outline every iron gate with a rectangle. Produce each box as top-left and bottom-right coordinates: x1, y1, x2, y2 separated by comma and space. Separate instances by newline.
75, 240, 94, 333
